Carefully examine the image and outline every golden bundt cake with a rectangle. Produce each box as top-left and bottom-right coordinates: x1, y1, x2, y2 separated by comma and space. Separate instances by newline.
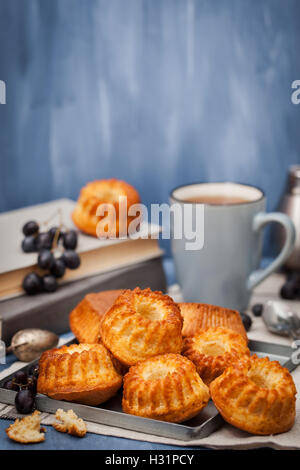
100, 288, 183, 366
182, 327, 250, 385
122, 354, 210, 422
37, 343, 122, 405
179, 303, 247, 342
210, 355, 297, 435
72, 179, 140, 237
70, 290, 123, 343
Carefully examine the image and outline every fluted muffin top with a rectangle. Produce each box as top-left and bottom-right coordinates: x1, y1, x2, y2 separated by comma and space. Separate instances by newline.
136, 354, 188, 381
184, 327, 248, 357
76, 179, 140, 208
37, 343, 123, 405
122, 354, 210, 423
182, 327, 250, 385
51, 344, 92, 355
100, 288, 183, 366
210, 354, 296, 435
72, 179, 140, 237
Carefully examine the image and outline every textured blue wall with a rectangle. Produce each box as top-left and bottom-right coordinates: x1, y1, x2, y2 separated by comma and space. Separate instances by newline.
0, 0, 300, 221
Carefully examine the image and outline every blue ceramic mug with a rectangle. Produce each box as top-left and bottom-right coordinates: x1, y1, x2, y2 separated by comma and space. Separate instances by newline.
170, 182, 295, 310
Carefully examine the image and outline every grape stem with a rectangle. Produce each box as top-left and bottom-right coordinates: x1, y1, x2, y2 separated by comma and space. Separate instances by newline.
52, 225, 62, 250
41, 208, 60, 228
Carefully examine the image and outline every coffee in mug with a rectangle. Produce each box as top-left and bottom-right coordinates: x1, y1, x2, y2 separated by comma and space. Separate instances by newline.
183, 195, 250, 205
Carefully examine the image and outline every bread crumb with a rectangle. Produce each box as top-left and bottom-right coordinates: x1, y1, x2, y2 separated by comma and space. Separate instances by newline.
53, 409, 87, 437
6, 410, 45, 444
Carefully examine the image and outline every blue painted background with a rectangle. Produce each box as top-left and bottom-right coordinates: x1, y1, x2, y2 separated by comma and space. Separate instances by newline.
0, 0, 300, 254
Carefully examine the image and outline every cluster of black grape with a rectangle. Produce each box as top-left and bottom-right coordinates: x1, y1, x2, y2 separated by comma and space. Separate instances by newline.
279, 272, 300, 301
3, 365, 39, 414
21, 220, 80, 295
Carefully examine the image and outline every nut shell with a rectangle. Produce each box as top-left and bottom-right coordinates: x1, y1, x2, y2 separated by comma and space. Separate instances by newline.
182, 327, 250, 385
210, 354, 297, 435
70, 290, 123, 343
100, 288, 183, 366
123, 354, 210, 422
9, 329, 59, 362
37, 343, 122, 405
179, 302, 247, 342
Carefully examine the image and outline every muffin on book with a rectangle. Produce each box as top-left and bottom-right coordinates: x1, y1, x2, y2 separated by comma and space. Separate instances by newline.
72, 179, 140, 237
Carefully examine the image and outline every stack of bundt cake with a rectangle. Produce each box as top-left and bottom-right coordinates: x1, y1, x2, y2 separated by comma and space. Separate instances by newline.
37, 287, 297, 435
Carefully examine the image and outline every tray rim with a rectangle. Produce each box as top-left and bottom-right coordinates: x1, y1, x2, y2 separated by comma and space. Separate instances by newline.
0, 338, 297, 441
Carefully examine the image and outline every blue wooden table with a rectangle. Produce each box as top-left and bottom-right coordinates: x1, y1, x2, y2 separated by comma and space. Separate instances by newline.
0, 418, 203, 450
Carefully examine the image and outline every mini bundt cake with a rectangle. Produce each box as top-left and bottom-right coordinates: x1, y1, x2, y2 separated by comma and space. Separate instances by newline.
182, 327, 250, 385
179, 303, 247, 342
37, 343, 122, 405
70, 290, 123, 343
210, 354, 297, 435
122, 354, 210, 422
72, 179, 141, 237
100, 288, 183, 366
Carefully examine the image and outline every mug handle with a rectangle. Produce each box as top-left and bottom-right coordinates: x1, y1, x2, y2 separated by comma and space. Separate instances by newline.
247, 212, 296, 291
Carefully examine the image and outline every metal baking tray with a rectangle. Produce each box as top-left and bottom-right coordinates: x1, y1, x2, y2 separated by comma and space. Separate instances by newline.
0, 339, 298, 441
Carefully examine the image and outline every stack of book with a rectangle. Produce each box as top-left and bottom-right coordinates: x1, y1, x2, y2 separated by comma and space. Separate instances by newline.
0, 199, 166, 343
